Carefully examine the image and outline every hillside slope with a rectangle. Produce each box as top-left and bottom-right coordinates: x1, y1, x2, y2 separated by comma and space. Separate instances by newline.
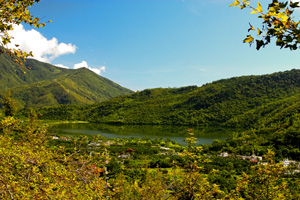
0, 54, 133, 108
34, 69, 300, 127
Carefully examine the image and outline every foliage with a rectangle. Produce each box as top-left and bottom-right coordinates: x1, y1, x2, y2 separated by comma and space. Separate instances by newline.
0, 116, 111, 199
204, 111, 300, 162
184, 128, 198, 147
31, 69, 300, 129
230, 0, 300, 50
0, 0, 51, 64
1, 114, 300, 198
2, 90, 17, 116
230, 150, 294, 199
2, 1, 300, 198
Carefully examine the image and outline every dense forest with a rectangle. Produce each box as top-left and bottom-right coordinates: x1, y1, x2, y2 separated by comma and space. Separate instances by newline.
31, 69, 300, 128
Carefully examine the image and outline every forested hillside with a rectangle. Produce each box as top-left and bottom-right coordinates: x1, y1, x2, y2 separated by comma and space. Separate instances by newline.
33, 69, 300, 128
0, 53, 133, 108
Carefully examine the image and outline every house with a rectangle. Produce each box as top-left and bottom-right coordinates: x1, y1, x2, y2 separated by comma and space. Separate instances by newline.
236, 154, 263, 162
250, 154, 263, 162
117, 154, 130, 159
88, 142, 101, 146
126, 148, 134, 153
52, 136, 59, 140
218, 152, 229, 157
51, 136, 70, 141
281, 158, 297, 167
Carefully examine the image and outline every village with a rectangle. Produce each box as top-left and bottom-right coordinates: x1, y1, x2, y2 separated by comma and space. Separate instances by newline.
218, 151, 300, 173
52, 135, 300, 167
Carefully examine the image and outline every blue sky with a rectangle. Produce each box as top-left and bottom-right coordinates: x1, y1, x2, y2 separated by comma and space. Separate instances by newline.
11, 0, 300, 91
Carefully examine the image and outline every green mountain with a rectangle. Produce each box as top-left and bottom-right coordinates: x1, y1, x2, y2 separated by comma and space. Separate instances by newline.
34, 69, 300, 128
19, 67, 300, 162
0, 53, 133, 108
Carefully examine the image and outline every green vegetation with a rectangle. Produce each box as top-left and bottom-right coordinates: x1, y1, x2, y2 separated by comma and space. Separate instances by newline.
2, 68, 300, 198
0, 54, 133, 108
0, 0, 48, 62
2, 90, 17, 117
2, 1, 300, 198
230, 0, 300, 51
206, 112, 300, 161
1, 115, 299, 199
32, 69, 300, 129
25, 68, 300, 163
4, 68, 299, 198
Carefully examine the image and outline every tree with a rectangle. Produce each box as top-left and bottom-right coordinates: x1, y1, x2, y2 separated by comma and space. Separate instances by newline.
2, 90, 17, 117
0, 0, 50, 63
230, 0, 300, 50
231, 150, 295, 199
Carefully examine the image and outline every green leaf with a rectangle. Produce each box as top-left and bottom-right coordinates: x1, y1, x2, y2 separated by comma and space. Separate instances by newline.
290, 2, 300, 8
256, 40, 264, 50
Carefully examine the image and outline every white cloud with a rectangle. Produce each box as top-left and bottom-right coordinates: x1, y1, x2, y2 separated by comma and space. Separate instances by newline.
74, 61, 88, 69
73, 61, 106, 75
55, 64, 69, 69
6, 24, 106, 75
7, 24, 77, 63
99, 66, 106, 73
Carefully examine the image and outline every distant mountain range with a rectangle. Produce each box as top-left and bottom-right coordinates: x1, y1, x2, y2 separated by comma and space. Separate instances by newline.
0, 53, 133, 108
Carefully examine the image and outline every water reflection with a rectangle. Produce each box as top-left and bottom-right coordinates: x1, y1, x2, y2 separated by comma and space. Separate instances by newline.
49, 123, 238, 145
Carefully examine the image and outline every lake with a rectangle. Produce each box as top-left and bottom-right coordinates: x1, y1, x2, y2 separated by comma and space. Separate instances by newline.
49, 123, 239, 145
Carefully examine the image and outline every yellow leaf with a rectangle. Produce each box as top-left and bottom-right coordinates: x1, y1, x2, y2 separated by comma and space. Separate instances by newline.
269, 7, 277, 16
250, 9, 257, 14
257, 2, 263, 13
257, 28, 262, 35
277, 13, 289, 22
248, 23, 255, 32
229, 0, 240, 7
243, 35, 254, 43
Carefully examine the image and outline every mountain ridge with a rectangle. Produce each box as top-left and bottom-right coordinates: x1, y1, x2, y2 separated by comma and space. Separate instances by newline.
30, 68, 300, 128
0, 53, 133, 108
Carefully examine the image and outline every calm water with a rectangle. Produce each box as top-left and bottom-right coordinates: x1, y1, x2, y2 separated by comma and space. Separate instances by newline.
49, 123, 238, 145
